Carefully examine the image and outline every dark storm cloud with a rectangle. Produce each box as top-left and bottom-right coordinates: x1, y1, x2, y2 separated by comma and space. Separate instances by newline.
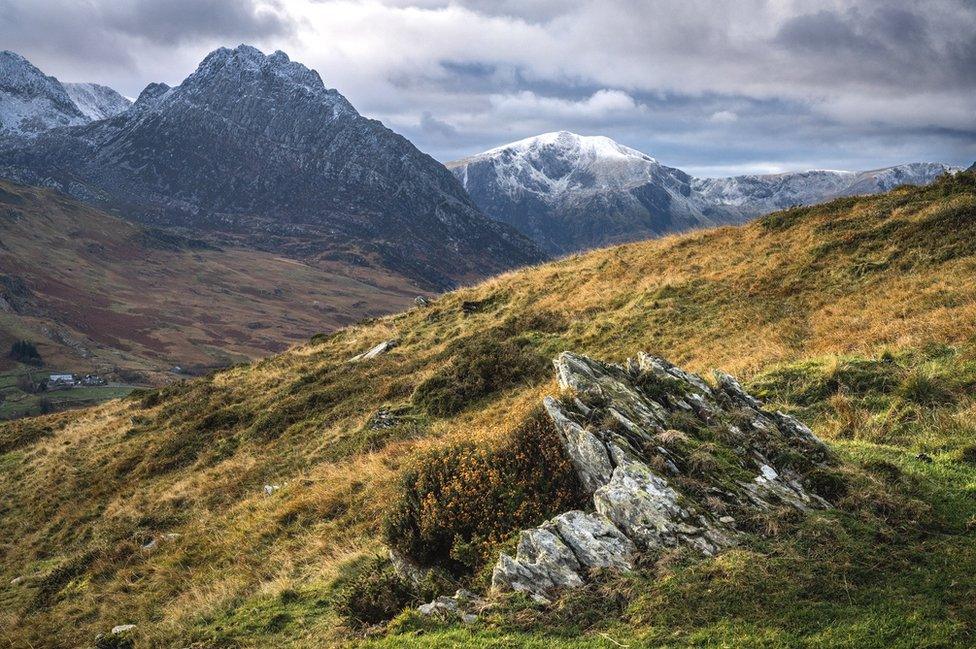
773, 3, 974, 90
0, 0, 293, 72
102, 0, 295, 45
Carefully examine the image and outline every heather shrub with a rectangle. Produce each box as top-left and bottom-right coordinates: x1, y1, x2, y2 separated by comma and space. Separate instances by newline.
383, 409, 586, 576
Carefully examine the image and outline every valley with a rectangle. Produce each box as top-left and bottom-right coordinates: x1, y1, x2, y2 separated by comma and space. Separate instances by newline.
0, 180, 421, 412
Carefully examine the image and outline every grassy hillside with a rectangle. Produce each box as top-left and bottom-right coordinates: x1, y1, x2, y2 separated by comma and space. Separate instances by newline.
0, 180, 420, 389
1, 172, 975, 648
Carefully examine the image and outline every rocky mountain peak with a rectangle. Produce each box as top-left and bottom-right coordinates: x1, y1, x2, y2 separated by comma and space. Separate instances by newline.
454, 131, 667, 199
0, 46, 544, 290
133, 82, 172, 108
179, 44, 355, 117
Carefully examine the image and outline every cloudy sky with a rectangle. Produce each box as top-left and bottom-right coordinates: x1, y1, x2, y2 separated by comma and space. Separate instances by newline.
3, 0, 974, 176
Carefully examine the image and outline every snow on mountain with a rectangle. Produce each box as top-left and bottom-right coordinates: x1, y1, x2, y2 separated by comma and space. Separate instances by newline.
693, 163, 957, 216
0, 50, 87, 136
63, 82, 131, 121
0, 51, 131, 137
450, 132, 957, 254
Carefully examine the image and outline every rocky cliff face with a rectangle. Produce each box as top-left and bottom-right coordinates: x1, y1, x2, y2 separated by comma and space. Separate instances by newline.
0, 45, 544, 289
487, 351, 834, 603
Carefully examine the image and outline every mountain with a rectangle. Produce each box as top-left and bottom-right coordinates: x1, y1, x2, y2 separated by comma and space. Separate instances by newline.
692, 162, 958, 218
0, 51, 88, 136
0, 45, 544, 290
449, 131, 955, 254
447, 131, 737, 254
3, 171, 975, 647
0, 179, 419, 388
62, 82, 131, 121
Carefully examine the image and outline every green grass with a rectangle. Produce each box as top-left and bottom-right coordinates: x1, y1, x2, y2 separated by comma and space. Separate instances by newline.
0, 380, 134, 419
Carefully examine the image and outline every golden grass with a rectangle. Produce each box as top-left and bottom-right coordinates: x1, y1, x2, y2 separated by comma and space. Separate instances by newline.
1, 173, 975, 647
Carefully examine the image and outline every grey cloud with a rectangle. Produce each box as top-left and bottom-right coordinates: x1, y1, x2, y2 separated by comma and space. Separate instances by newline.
102, 0, 295, 45
2, 0, 972, 173
419, 111, 458, 139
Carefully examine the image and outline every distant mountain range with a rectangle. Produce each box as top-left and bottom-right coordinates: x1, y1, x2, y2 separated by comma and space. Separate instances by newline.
0, 48, 962, 300
0, 51, 130, 136
448, 131, 958, 254
0, 46, 544, 290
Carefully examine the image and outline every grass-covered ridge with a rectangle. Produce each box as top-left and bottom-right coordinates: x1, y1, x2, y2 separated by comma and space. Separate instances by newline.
1, 172, 975, 647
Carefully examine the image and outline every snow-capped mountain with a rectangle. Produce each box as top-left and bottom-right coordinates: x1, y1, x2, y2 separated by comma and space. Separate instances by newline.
693, 163, 958, 218
62, 82, 131, 121
0, 50, 89, 136
449, 132, 956, 254
447, 131, 735, 254
0, 45, 543, 289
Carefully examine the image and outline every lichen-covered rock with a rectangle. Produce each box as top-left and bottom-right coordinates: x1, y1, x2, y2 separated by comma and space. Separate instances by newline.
552, 510, 634, 572
491, 510, 634, 602
491, 350, 836, 601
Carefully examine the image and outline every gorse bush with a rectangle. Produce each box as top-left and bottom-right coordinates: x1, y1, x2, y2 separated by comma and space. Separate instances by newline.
383, 409, 587, 577
412, 332, 549, 417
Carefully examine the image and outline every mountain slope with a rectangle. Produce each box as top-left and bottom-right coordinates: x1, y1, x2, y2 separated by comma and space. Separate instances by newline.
2, 171, 975, 647
0, 45, 544, 289
0, 179, 419, 385
448, 131, 738, 254
0, 51, 88, 136
62, 82, 131, 121
449, 132, 955, 254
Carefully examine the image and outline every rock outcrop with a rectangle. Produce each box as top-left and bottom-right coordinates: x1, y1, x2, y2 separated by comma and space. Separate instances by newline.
490, 351, 833, 602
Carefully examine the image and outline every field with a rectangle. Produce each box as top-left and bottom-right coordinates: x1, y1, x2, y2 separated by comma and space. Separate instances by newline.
1, 172, 975, 648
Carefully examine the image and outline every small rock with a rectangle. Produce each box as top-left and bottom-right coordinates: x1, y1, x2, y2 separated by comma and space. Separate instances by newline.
349, 338, 398, 363
417, 589, 484, 620
111, 624, 136, 635
10, 576, 24, 585
389, 549, 425, 588
759, 464, 779, 481
263, 484, 280, 496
